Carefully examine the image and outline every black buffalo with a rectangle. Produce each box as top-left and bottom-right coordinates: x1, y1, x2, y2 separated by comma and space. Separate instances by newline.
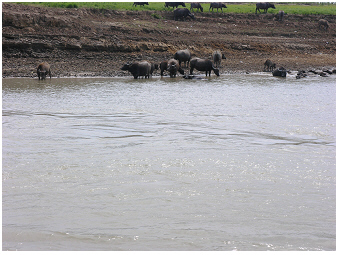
190, 58, 220, 77
209, 3, 227, 13
174, 8, 195, 21
212, 50, 226, 68
174, 49, 191, 67
190, 3, 203, 12
160, 60, 184, 77
255, 2, 276, 14
121, 61, 152, 79
278, 10, 284, 21
167, 59, 185, 78
273, 67, 287, 77
37, 62, 51, 80
264, 59, 276, 71
133, 2, 148, 7
165, 2, 185, 8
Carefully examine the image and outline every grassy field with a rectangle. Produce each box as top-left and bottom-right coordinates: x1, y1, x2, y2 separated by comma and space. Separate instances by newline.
17, 2, 336, 15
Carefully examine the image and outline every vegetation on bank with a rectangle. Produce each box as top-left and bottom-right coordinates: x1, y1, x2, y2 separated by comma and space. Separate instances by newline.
16, 2, 336, 15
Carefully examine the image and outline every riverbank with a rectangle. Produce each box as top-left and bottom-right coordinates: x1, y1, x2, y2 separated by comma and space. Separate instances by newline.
2, 3, 336, 78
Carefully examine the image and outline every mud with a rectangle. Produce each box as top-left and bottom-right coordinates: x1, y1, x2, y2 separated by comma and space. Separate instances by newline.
2, 3, 336, 77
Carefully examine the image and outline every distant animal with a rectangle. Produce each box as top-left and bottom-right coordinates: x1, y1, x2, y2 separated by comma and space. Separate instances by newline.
167, 59, 185, 78
190, 58, 220, 76
150, 63, 159, 75
209, 3, 227, 13
255, 2, 276, 14
165, 2, 186, 8
160, 61, 168, 76
121, 61, 152, 79
264, 59, 276, 71
160, 60, 184, 77
133, 2, 148, 7
273, 67, 287, 77
190, 3, 203, 12
174, 49, 191, 67
212, 50, 226, 68
278, 10, 284, 21
296, 70, 307, 79
174, 8, 195, 21
37, 62, 51, 80
318, 19, 329, 30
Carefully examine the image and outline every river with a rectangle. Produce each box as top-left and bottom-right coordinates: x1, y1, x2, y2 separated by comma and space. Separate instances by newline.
2, 73, 336, 251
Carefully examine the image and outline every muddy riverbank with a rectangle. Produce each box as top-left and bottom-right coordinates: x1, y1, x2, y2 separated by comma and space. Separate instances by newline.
2, 3, 336, 77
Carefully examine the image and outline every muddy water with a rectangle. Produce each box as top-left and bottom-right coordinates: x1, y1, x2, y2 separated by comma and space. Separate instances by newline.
2, 74, 336, 251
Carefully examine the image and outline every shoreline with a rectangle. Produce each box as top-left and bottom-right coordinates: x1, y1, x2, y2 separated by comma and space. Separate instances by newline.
2, 3, 336, 79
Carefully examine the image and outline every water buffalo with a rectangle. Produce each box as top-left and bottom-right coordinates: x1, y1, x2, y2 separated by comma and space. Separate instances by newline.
37, 62, 51, 80
212, 50, 226, 68
318, 19, 329, 30
133, 2, 148, 7
167, 59, 185, 78
150, 63, 159, 75
255, 2, 276, 14
278, 10, 284, 21
165, 2, 185, 8
174, 49, 191, 67
273, 67, 287, 77
190, 58, 220, 77
190, 3, 203, 12
160, 60, 184, 77
174, 8, 195, 21
121, 61, 152, 79
209, 3, 227, 13
160, 61, 168, 76
264, 59, 276, 71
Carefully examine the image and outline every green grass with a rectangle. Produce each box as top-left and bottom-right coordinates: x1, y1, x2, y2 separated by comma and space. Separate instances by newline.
16, 2, 336, 15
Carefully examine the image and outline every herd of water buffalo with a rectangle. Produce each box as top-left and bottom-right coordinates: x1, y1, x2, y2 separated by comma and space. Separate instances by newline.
121, 49, 223, 79
133, 2, 281, 21
35, 2, 333, 80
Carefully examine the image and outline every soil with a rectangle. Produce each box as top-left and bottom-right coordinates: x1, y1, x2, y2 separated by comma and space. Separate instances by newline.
2, 3, 336, 78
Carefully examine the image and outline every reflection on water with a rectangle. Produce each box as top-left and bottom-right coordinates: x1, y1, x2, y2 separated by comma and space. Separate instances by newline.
2, 74, 336, 251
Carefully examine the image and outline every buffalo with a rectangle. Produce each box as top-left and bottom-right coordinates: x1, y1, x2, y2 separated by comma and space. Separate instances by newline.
273, 67, 287, 77
133, 2, 148, 7
212, 50, 226, 68
255, 2, 276, 14
190, 58, 220, 77
174, 49, 191, 67
37, 62, 51, 80
209, 3, 227, 13
174, 8, 195, 21
165, 2, 185, 8
318, 19, 329, 30
150, 63, 159, 75
264, 59, 276, 71
160, 61, 168, 76
278, 10, 284, 21
167, 59, 185, 78
160, 60, 185, 77
190, 3, 203, 12
121, 61, 152, 79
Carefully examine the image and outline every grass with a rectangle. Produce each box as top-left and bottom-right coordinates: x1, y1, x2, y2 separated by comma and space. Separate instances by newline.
16, 2, 336, 15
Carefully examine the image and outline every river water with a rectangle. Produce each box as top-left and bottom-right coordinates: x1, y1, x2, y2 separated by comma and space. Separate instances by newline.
2, 74, 336, 251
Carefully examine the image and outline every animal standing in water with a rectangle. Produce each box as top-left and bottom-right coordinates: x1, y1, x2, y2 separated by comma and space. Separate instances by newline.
37, 62, 51, 80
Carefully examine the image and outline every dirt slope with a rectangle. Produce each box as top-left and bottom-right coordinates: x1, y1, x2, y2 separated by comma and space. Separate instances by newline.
2, 3, 336, 77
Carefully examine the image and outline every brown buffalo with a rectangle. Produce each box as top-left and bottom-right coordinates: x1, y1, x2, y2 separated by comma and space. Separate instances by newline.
318, 19, 329, 30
